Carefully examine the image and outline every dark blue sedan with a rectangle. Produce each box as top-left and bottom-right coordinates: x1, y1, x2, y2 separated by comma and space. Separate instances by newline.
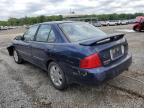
7, 21, 132, 90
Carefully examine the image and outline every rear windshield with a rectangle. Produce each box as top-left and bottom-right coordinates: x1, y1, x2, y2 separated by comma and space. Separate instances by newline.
59, 22, 107, 42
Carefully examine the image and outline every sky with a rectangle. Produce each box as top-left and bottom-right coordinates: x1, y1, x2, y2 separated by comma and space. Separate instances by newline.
0, 0, 144, 20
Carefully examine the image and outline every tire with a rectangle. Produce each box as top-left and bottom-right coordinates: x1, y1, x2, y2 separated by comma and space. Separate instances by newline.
48, 62, 68, 90
133, 26, 141, 32
13, 49, 23, 64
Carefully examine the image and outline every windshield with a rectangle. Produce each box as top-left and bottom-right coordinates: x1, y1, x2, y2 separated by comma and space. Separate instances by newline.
59, 22, 107, 42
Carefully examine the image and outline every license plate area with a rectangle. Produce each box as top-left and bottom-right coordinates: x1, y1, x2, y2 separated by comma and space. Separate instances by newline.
110, 45, 124, 60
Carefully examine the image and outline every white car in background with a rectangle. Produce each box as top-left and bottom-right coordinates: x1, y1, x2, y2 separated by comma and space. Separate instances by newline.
93, 22, 102, 27
107, 21, 117, 26
121, 20, 128, 25
99, 21, 108, 26
0, 26, 8, 30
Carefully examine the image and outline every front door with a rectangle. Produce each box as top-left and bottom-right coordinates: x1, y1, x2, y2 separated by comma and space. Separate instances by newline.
17, 25, 39, 62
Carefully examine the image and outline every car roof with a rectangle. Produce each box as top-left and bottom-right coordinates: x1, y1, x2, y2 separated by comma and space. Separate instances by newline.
34, 21, 76, 25
29, 21, 81, 27
42, 21, 74, 24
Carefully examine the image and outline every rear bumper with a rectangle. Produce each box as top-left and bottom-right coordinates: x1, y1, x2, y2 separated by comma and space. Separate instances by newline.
70, 54, 132, 85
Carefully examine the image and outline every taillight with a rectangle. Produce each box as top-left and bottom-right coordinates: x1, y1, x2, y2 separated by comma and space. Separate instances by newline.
80, 53, 102, 69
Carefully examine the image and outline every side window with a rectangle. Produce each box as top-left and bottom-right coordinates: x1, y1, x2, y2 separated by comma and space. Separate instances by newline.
48, 30, 56, 43
24, 25, 38, 41
36, 25, 51, 42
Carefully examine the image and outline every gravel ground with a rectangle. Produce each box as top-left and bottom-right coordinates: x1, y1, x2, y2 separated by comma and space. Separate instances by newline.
0, 25, 144, 108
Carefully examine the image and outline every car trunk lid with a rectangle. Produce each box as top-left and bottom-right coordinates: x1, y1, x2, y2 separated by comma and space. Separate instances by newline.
79, 33, 128, 66
79, 33, 124, 46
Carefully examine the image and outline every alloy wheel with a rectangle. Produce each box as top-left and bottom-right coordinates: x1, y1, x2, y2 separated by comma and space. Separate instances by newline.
13, 50, 19, 62
50, 64, 63, 87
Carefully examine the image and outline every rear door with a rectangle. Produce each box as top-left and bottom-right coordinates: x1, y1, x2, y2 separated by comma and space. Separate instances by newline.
31, 24, 56, 69
16, 25, 39, 62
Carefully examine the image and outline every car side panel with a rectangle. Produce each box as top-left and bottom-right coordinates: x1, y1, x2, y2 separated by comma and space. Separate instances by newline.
13, 40, 33, 62
29, 24, 65, 70
31, 42, 54, 70
48, 44, 90, 83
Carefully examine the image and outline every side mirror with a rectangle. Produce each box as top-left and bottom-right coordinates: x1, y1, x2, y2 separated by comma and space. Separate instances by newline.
15, 35, 24, 40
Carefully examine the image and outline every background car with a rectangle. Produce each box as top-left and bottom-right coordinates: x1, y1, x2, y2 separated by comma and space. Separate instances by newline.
133, 16, 144, 32
99, 21, 108, 26
107, 21, 117, 26
93, 21, 102, 27
120, 20, 128, 25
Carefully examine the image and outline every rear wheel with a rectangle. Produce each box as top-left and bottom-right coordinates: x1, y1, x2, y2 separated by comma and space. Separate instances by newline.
48, 62, 68, 90
133, 26, 141, 32
13, 49, 23, 64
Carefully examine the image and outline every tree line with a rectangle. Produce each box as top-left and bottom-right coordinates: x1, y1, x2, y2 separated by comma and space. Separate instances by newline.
0, 13, 143, 26
79, 13, 144, 21
0, 15, 63, 26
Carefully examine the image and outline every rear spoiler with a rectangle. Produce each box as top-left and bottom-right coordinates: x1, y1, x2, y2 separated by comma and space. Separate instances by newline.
79, 33, 125, 46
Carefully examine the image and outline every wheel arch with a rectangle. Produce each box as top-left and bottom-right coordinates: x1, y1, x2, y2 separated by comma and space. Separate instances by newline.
133, 24, 142, 31
7, 45, 14, 56
46, 58, 56, 69
46, 57, 71, 85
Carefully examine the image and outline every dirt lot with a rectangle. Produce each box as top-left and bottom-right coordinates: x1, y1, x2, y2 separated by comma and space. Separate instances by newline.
0, 25, 144, 108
